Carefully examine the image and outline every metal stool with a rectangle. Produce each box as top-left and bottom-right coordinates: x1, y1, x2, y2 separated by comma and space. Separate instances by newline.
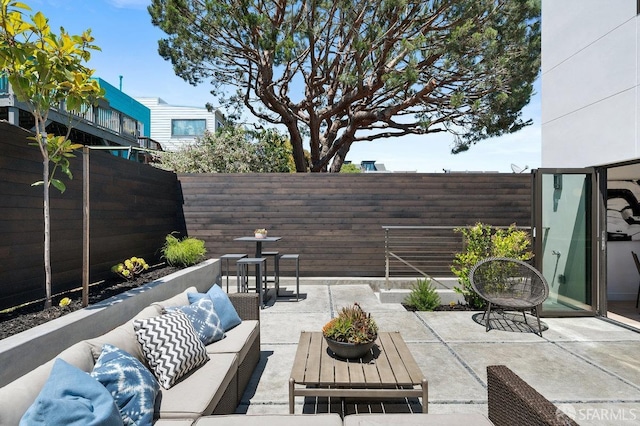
279, 254, 300, 301
220, 253, 247, 292
236, 257, 267, 308
262, 251, 280, 295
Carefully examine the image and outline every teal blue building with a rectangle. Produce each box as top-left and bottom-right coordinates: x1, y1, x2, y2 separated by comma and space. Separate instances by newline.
94, 78, 150, 138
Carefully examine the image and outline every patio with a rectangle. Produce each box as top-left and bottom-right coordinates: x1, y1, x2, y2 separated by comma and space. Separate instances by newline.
236, 281, 640, 425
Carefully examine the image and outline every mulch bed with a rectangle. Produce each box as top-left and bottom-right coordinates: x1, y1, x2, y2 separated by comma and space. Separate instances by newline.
402, 303, 479, 312
0, 265, 179, 340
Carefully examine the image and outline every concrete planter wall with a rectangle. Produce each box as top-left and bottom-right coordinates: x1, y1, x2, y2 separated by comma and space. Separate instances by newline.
0, 258, 220, 387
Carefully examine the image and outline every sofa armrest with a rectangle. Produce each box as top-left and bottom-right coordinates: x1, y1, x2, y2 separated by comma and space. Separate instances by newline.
487, 365, 577, 426
229, 293, 260, 321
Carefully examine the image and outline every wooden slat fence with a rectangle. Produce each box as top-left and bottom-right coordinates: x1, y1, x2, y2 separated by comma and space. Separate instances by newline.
0, 122, 184, 310
178, 173, 532, 277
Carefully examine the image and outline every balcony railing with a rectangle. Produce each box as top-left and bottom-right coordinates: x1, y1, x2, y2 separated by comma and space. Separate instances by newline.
0, 76, 145, 144
138, 137, 163, 151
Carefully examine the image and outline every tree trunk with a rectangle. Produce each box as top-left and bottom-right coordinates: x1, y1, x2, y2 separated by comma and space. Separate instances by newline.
285, 121, 307, 172
330, 151, 347, 172
43, 156, 52, 308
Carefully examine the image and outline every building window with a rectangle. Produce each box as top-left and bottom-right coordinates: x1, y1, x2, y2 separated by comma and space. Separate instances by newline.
172, 119, 206, 136
122, 115, 138, 137
361, 161, 377, 172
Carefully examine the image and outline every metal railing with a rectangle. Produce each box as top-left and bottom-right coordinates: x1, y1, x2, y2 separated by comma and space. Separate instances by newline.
87, 145, 162, 164
382, 225, 532, 287
383, 226, 462, 288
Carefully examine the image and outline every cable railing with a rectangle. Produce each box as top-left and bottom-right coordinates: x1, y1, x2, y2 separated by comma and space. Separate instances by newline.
382, 225, 532, 288
86, 145, 161, 164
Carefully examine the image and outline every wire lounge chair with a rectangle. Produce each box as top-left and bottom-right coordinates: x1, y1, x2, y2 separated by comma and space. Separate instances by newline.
470, 257, 550, 336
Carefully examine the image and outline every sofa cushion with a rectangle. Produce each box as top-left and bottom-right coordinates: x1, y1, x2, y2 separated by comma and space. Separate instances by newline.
87, 304, 164, 365
91, 344, 159, 426
166, 297, 225, 345
0, 341, 96, 426
134, 311, 208, 389
193, 414, 343, 426
342, 413, 495, 426
20, 358, 122, 426
153, 287, 198, 309
188, 285, 241, 331
157, 353, 238, 419
154, 420, 195, 426
205, 320, 259, 364
134, 304, 166, 320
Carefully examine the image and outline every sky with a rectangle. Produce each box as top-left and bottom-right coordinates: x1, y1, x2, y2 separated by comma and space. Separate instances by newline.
30, 0, 541, 173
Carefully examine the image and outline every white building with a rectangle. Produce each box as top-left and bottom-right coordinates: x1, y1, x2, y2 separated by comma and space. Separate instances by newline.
135, 97, 225, 151
542, 0, 640, 167
541, 0, 640, 318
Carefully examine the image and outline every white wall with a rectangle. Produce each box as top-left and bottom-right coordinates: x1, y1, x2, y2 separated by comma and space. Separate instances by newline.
541, 0, 640, 167
608, 241, 640, 300
136, 97, 225, 151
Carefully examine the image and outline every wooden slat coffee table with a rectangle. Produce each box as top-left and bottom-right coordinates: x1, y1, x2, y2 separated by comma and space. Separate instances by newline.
289, 331, 428, 414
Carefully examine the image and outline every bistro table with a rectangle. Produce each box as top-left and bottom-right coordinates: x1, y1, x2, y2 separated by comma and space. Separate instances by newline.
234, 236, 282, 298
234, 236, 282, 258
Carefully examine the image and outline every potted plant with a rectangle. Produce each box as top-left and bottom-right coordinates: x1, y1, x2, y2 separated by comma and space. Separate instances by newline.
322, 303, 378, 359
254, 228, 268, 238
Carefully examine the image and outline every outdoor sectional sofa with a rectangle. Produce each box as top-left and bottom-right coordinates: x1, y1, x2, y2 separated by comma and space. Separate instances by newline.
0, 287, 262, 425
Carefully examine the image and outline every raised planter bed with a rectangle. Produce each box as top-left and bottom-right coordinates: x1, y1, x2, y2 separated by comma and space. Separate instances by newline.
0, 258, 221, 387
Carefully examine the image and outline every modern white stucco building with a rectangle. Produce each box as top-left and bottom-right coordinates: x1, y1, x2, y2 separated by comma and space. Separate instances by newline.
542, 0, 640, 168
136, 97, 226, 151
541, 0, 640, 317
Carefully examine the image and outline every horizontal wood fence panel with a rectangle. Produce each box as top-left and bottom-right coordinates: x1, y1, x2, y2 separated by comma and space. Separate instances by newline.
0, 122, 185, 310
178, 173, 532, 277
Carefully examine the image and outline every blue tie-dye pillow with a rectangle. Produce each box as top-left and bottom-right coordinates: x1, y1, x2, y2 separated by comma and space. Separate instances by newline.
90, 344, 159, 426
166, 297, 225, 345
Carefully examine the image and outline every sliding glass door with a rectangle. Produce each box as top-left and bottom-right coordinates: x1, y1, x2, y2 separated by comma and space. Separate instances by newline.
533, 169, 599, 315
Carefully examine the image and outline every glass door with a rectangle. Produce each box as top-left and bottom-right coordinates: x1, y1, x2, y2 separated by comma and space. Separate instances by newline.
533, 169, 599, 315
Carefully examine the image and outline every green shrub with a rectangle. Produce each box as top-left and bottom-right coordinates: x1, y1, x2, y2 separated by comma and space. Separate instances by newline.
339, 163, 362, 173
161, 234, 207, 267
450, 223, 533, 309
405, 278, 441, 311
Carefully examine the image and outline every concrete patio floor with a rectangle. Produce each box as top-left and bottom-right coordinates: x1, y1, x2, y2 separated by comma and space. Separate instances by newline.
234, 282, 640, 425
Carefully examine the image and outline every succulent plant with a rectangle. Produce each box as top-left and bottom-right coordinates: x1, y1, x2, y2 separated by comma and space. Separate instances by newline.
322, 303, 378, 344
111, 256, 149, 281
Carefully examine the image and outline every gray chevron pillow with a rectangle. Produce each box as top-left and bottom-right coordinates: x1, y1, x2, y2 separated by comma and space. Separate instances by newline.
133, 311, 208, 389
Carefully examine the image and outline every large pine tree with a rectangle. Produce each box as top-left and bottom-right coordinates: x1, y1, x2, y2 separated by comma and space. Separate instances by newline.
149, 0, 540, 172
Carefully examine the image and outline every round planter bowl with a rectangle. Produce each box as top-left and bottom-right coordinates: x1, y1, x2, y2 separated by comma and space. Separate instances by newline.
254, 233, 267, 239
324, 336, 376, 359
